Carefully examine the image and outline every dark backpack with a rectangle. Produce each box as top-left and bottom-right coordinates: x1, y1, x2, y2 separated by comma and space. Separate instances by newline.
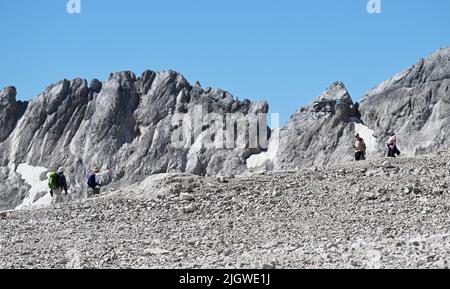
87, 173, 97, 188
48, 172, 61, 189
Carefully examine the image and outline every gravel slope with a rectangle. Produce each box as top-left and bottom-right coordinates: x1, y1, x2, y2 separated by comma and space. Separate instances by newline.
1, 153, 450, 269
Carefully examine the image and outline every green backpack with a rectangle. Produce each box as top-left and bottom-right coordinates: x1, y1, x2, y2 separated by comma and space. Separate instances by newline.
48, 172, 60, 189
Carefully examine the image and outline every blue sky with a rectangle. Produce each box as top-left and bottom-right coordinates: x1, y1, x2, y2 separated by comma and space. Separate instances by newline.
1, 0, 449, 124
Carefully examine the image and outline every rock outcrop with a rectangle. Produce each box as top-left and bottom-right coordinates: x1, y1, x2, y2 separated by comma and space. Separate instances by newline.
0, 87, 27, 143
359, 47, 450, 156
275, 82, 360, 169
0, 87, 29, 209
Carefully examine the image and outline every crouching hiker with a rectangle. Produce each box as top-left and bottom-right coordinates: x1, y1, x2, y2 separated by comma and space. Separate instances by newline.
387, 130, 401, 158
87, 167, 113, 197
354, 133, 367, 161
48, 167, 68, 205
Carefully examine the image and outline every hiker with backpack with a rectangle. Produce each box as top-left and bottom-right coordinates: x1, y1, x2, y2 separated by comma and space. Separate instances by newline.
48, 167, 68, 204
354, 133, 367, 161
387, 130, 401, 158
87, 167, 113, 197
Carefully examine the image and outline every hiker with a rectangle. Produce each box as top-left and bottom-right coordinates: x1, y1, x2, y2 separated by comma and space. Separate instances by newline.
387, 130, 401, 158
87, 167, 113, 197
354, 133, 367, 161
48, 167, 68, 204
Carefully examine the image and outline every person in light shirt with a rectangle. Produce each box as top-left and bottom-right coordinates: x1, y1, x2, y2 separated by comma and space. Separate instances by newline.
387, 130, 401, 158
354, 134, 367, 161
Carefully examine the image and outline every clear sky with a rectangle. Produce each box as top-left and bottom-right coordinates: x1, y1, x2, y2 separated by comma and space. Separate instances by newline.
1, 0, 449, 124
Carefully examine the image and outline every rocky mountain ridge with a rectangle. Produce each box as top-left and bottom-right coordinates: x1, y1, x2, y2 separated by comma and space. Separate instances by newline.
0, 70, 269, 209
1, 47, 449, 210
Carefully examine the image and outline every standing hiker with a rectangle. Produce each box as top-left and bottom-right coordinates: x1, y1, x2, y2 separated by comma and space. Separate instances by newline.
354, 133, 367, 161
387, 130, 401, 158
87, 167, 113, 197
48, 167, 68, 204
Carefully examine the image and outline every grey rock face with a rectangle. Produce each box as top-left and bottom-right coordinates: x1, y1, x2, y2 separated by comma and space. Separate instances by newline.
275, 47, 450, 170
0, 87, 27, 143
0, 70, 269, 209
359, 47, 450, 156
0, 87, 29, 209
275, 82, 359, 169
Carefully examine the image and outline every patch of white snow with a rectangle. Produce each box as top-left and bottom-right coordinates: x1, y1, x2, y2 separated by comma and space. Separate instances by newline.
15, 163, 52, 210
246, 129, 280, 170
355, 123, 378, 155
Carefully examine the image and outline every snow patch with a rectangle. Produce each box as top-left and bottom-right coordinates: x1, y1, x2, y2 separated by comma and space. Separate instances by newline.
15, 163, 52, 210
355, 123, 378, 154
246, 129, 280, 171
